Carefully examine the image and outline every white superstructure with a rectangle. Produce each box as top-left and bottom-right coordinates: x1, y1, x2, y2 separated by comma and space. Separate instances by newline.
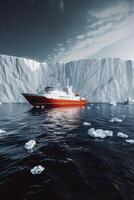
42, 86, 82, 100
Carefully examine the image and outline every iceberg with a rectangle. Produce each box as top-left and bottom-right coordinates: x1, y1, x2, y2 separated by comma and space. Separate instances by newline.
126, 139, 134, 144
109, 118, 122, 123
88, 128, 113, 138
24, 140, 36, 150
117, 132, 128, 138
0, 129, 6, 134
83, 122, 91, 126
30, 165, 45, 175
0, 55, 134, 103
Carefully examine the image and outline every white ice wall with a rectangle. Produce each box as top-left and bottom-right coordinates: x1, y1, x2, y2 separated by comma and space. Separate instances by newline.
0, 54, 133, 103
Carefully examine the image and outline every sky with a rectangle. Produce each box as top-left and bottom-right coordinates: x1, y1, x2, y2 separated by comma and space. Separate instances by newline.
0, 0, 134, 62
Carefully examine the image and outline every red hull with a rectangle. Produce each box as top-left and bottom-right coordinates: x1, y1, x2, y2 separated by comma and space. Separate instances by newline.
22, 93, 87, 107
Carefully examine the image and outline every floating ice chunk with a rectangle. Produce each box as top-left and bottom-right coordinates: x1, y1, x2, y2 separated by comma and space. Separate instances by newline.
0, 102, 2, 105
66, 158, 73, 162
126, 139, 134, 144
110, 118, 122, 123
88, 128, 113, 138
83, 122, 91, 126
30, 165, 45, 175
0, 129, 6, 134
87, 107, 90, 109
88, 128, 104, 138
109, 102, 117, 106
104, 130, 113, 137
19, 122, 26, 125
96, 106, 100, 109
121, 115, 126, 118
117, 132, 128, 138
24, 140, 36, 150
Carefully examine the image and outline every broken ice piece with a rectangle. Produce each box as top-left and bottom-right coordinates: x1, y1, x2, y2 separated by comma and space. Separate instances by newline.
88, 128, 113, 138
83, 122, 91, 126
104, 130, 113, 137
121, 115, 126, 118
126, 139, 134, 144
117, 132, 128, 138
30, 165, 45, 175
24, 140, 36, 150
109, 118, 122, 123
0, 129, 6, 134
109, 102, 117, 106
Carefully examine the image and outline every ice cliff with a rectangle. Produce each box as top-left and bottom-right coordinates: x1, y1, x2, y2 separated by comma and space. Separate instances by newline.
0, 54, 133, 103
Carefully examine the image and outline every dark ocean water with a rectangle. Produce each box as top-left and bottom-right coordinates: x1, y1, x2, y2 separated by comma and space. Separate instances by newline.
0, 103, 134, 200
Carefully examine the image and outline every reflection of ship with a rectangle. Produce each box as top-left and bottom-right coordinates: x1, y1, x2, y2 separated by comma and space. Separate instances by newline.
22, 86, 87, 107
43, 106, 83, 133
28, 106, 84, 133
124, 97, 134, 105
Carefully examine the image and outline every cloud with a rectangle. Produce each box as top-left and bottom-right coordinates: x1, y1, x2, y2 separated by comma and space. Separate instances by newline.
57, 43, 64, 47
49, 0, 64, 12
29, 0, 34, 4
90, 1, 130, 18
47, 1, 134, 62
59, 0, 64, 12
76, 35, 85, 39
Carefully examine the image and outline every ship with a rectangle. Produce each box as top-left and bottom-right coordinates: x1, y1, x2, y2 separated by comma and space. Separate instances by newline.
22, 86, 87, 107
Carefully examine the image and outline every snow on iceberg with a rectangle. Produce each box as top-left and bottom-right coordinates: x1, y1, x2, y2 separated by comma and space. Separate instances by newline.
0, 129, 6, 134
110, 118, 122, 123
83, 122, 91, 126
24, 140, 36, 150
126, 139, 134, 144
30, 165, 45, 175
88, 128, 113, 138
117, 132, 128, 138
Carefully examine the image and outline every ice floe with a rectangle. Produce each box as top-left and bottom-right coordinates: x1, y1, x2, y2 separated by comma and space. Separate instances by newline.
117, 132, 128, 138
126, 139, 134, 144
0, 129, 6, 134
24, 140, 36, 150
109, 118, 122, 123
83, 122, 91, 126
109, 102, 117, 106
88, 128, 113, 138
87, 107, 90, 109
30, 165, 45, 175
121, 115, 126, 118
